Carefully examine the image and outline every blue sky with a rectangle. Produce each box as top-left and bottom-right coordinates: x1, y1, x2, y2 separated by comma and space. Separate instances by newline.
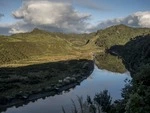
75, 0, 150, 24
0, 0, 150, 34
0, 0, 22, 23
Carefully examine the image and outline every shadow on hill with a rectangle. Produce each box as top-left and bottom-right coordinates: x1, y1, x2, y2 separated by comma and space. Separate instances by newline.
107, 34, 150, 74
0, 59, 94, 112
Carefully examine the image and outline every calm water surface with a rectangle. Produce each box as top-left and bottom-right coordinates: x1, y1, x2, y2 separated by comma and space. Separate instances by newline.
3, 65, 131, 113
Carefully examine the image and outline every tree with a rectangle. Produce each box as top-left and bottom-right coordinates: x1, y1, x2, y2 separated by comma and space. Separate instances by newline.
94, 90, 112, 112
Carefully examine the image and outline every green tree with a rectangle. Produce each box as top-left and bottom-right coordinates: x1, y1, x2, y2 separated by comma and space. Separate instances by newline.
94, 90, 112, 112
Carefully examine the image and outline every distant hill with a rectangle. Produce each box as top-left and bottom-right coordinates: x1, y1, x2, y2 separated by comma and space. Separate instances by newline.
0, 28, 95, 65
0, 24, 150, 66
95, 24, 150, 48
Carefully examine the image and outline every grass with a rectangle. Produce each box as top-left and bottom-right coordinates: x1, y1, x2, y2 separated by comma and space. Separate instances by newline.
95, 53, 126, 73
95, 24, 150, 48
0, 59, 94, 98
62, 90, 112, 113
1, 24, 150, 67
0, 28, 99, 67
1, 24, 150, 112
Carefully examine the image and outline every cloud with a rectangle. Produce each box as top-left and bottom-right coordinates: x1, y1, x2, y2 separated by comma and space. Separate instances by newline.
8, 21, 34, 34
12, 0, 91, 33
23, 0, 106, 11
1, 0, 150, 35
89, 11, 150, 32
0, 22, 34, 35
135, 11, 150, 27
72, 0, 106, 11
0, 23, 12, 35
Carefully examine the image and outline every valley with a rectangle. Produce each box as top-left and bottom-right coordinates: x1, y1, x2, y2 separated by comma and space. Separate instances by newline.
0, 24, 150, 113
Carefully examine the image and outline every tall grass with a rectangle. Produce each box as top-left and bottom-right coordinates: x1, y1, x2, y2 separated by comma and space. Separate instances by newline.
62, 90, 112, 113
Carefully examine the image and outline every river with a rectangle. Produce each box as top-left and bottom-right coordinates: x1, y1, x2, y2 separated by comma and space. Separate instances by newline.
2, 64, 131, 113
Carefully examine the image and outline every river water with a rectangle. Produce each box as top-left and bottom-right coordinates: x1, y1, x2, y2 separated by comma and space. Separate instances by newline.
3, 64, 131, 113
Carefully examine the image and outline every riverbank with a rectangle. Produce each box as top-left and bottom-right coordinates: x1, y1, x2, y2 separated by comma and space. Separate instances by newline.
106, 35, 150, 113
0, 59, 94, 112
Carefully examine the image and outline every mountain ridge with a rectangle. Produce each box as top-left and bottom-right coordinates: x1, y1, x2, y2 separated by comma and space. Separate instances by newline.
0, 24, 150, 67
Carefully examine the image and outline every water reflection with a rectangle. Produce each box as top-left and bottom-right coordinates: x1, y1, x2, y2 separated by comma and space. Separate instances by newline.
3, 65, 131, 113
95, 53, 126, 73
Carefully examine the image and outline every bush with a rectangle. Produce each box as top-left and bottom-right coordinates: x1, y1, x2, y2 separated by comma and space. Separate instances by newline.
94, 90, 112, 112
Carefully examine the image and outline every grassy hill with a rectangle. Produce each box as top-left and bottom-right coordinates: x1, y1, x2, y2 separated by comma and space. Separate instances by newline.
1, 25, 150, 112
95, 24, 150, 48
1, 24, 150, 67
0, 28, 98, 66
0, 30, 72, 63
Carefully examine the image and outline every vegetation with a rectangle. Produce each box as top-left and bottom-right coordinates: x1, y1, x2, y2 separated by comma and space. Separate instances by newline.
107, 35, 150, 113
95, 24, 150, 49
0, 59, 94, 107
62, 90, 112, 113
62, 34, 150, 113
61, 30, 150, 113
108, 34, 150, 73
1, 24, 150, 112
0, 28, 97, 65
95, 53, 126, 73
1, 24, 150, 66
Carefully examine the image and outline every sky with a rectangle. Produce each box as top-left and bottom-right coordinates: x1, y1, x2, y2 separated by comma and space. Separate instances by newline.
0, 0, 150, 35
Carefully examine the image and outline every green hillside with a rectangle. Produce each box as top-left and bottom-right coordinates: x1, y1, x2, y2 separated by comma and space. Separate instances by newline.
0, 29, 94, 65
1, 24, 150, 66
1, 25, 150, 112
95, 24, 150, 48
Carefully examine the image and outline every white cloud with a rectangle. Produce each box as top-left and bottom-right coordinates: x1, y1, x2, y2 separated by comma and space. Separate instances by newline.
89, 11, 150, 32
0, 23, 12, 35
23, 0, 106, 11
1, 0, 150, 35
12, 0, 91, 33
135, 11, 150, 27
8, 21, 34, 34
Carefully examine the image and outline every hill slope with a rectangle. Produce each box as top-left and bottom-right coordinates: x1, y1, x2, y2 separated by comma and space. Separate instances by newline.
107, 34, 150, 113
0, 28, 97, 66
95, 24, 150, 48
1, 25, 150, 67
